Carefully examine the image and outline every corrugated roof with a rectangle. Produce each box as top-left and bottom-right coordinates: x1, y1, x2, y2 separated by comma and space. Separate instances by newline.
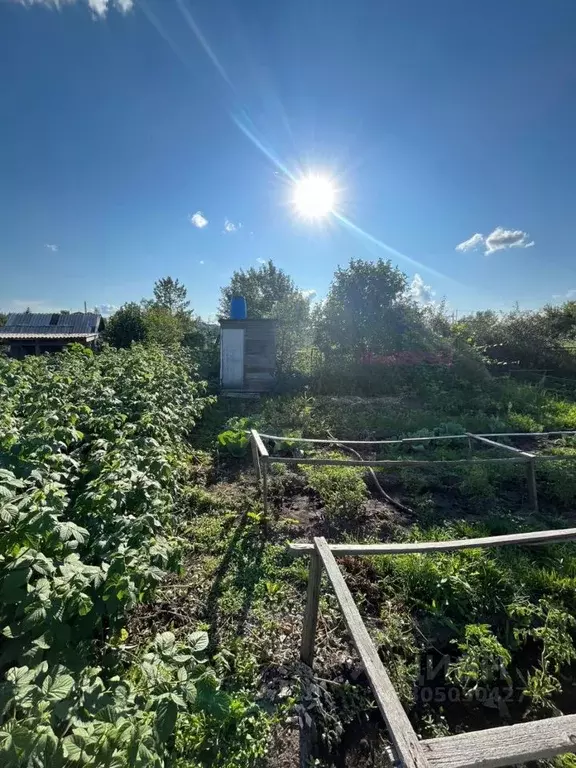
0, 313, 102, 338
0, 333, 100, 341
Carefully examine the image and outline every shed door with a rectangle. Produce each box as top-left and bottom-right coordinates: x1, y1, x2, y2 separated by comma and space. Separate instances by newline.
221, 328, 244, 388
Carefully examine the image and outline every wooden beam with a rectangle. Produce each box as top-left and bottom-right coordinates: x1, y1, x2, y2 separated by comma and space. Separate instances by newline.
288, 526, 576, 557
300, 551, 322, 666
256, 433, 468, 445
526, 458, 539, 513
261, 459, 269, 515
250, 429, 261, 480
251, 429, 269, 458
314, 537, 429, 768
421, 713, 576, 768
466, 432, 535, 457
270, 455, 530, 468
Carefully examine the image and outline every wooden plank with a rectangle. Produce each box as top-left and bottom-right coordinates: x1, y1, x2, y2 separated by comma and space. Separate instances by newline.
261, 458, 269, 515
526, 458, 539, 512
257, 433, 467, 445
314, 537, 429, 768
288, 525, 576, 557
467, 432, 535, 457
251, 429, 269, 458
300, 551, 322, 666
250, 429, 261, 480
270, 455, 529, 467
421, 713, 576, 768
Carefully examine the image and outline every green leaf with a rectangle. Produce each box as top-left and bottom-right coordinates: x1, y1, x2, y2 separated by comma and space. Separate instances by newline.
188, 631, 209, 653
42, 673, 74, 701
22, 605, 47, 632
155, 631, 175, 655
155, 696, 178, 743
6, 666, 36, 688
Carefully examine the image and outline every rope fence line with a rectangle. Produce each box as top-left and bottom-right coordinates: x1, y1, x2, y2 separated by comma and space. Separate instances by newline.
249, 428, 576, 514
254, 429, 576, 445
295, 534, 576, 768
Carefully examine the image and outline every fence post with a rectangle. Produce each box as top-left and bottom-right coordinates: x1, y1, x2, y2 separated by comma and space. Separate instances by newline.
261, 458, 269, 515
301, 550, 322, 667
526, 459, 539, 513
250, 429, 261, 480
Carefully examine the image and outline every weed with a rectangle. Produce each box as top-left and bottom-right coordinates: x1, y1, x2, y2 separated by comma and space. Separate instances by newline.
302, 453, 367, 519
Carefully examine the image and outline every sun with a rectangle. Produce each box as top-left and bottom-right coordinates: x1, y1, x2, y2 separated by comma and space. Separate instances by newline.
293, 174, 336, 219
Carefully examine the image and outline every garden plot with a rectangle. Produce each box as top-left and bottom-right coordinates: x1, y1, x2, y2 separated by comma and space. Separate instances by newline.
252, 430, 576, 542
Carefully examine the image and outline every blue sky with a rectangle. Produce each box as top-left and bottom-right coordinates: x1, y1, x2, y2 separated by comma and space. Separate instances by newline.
1, 0, 576, 318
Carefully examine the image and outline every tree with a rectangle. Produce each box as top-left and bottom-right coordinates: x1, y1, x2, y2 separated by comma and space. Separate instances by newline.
314, 258, 425, 360
151, 277, 191, 316
0, 312, 6, 328
104, 303, 147, 348
218, 260, 297, 319
219, 260, 311, 371
144, 306, 185, 346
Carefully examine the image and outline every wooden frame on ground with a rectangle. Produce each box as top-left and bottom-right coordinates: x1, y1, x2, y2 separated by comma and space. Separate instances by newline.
249, 429, 576, 513
291, 532, 576, 768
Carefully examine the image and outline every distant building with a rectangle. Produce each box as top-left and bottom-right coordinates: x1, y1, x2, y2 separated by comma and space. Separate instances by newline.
0, 313, 104, 358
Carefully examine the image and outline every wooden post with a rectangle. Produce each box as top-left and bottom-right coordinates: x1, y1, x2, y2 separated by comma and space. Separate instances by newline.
314, 537, 429, 768
261, 458, 269, 515
300, 551, 322, 666
526, 459, 539, 513
250, 429, 261, 480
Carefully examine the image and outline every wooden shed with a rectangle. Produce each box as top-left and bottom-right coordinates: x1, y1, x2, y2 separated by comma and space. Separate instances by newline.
0, 313, 103, 358
220, 318, 276, 393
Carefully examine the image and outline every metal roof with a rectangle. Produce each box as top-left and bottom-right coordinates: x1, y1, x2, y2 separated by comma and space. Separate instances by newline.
0, 313, 103, 340
0, 333, 100, 341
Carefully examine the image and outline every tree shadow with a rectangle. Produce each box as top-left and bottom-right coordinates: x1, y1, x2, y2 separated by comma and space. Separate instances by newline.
203, 510, 266, 645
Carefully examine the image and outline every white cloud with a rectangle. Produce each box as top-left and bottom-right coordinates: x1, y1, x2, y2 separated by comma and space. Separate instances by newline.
256, 257, 267, 264
45, 243, 59, 252
456, 227, 534, 255
407, 273, 435, 305
455, 233, 484, 253
199, 260, 205, 265
223, 219, 239, 233
484, 227, 534, 254
301, 289, 317, 299
96, 303, 117, 316
18, 0, 133, 16
189, 211, 208, 229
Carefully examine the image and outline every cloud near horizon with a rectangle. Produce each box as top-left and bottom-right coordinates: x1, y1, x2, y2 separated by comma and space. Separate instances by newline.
189, 211, 208, 229
456, 227, 534, 255
301, 289, 317, 299
407, 273, 435, 305
17, 0, 133, 16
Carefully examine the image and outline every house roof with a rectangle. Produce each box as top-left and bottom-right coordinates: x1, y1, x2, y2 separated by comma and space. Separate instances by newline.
0, 313, 103, 342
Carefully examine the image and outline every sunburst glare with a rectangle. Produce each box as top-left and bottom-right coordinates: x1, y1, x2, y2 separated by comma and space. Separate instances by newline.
292, 174, 336, 219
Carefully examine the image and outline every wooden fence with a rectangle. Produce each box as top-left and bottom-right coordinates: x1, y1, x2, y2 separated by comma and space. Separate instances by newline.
289, 532, 576, 768
249, 428, 576, 515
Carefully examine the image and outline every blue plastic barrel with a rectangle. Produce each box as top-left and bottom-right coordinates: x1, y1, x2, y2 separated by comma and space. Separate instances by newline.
230, 296, 247, 320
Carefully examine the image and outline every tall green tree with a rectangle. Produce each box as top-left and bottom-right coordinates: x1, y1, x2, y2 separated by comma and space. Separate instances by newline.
219, 260, 311, 371
104, 303, 147, 348
0, 312, 6, 328
218, 260, 297, 318
314, 258, 425, 360
151, 276, 191, 316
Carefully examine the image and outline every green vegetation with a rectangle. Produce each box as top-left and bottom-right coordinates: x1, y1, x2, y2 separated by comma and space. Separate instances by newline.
5, 257, 576, 766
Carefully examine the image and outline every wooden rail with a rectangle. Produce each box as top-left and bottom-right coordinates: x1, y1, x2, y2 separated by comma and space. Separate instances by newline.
298, 534, 576, 768
288, 525, 576, 556
249, 428, 576, 514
